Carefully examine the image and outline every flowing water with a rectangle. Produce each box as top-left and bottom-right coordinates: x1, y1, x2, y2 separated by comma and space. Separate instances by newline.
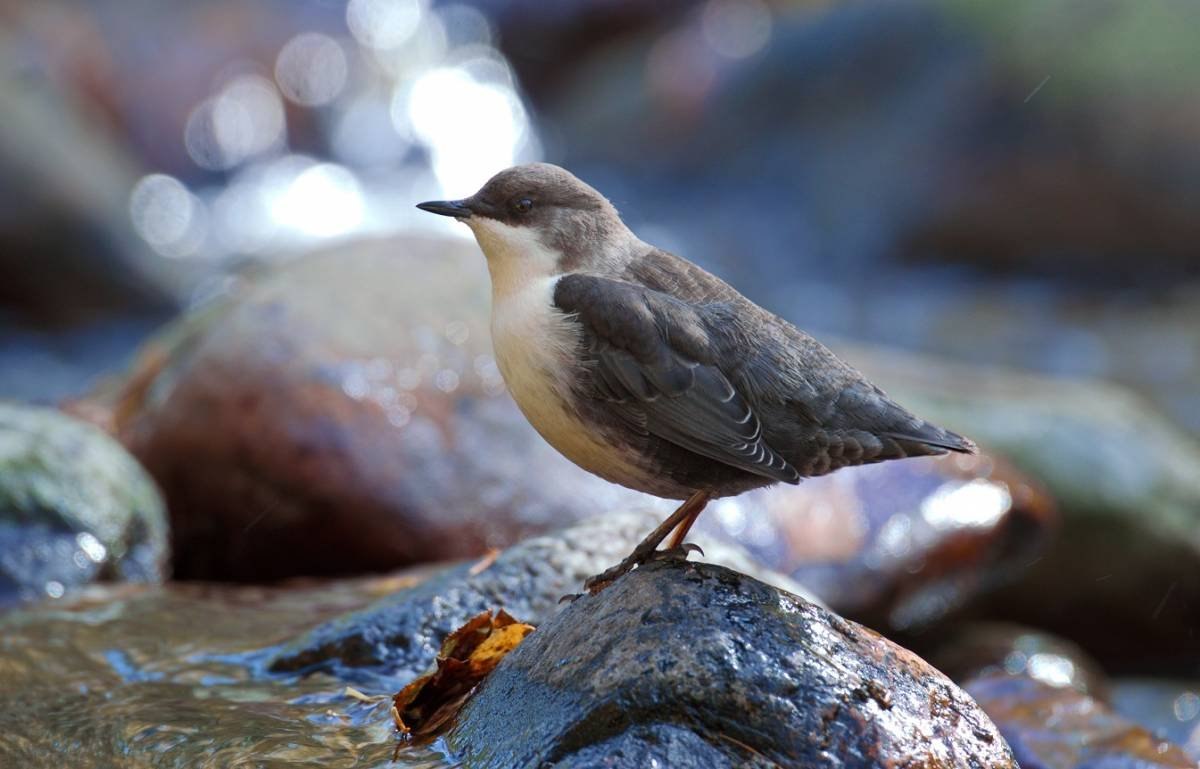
0, 576, 452, 768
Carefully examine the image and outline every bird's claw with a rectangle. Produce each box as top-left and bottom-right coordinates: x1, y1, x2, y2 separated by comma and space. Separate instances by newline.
582, 569, 620, 595
651, 542, 704, 560
582, 542, 704, 595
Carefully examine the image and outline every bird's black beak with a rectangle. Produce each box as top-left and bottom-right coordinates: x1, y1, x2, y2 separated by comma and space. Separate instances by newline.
416, 199, 473, 219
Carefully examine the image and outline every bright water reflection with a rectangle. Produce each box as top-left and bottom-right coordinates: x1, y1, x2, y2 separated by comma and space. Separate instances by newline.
0, 579, 452, 768
127, 0, 535, 267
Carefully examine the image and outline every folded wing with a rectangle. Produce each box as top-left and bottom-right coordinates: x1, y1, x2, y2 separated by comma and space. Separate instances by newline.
554, 274, 800, 484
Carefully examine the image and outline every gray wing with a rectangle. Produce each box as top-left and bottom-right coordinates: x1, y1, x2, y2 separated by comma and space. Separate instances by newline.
554, 274, 800, 484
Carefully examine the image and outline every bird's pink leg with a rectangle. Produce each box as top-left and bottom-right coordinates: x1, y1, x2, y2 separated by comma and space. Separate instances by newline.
666, 490, 710, 550
583, 489, 711, 594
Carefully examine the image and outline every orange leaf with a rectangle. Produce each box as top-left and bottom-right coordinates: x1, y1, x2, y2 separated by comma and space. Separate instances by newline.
392, 609, 535, 743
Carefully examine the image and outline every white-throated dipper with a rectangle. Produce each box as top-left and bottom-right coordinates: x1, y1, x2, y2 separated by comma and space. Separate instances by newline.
418, 163, 975, 592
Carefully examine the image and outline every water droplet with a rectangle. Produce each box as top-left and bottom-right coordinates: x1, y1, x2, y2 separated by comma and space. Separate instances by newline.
77, 532, 107, 563
347, 0, 423, 50
1173, 692, 1200, 722
1027, 653, 1075, 688
701, 0, 773, 60
275, 33, 348, 107
435, 369, 460, 393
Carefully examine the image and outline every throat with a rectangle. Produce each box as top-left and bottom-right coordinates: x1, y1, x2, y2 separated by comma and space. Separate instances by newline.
468, 219, 563, 301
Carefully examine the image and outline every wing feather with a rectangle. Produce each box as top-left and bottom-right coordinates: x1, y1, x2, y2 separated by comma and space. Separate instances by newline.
555, 274, 800, 484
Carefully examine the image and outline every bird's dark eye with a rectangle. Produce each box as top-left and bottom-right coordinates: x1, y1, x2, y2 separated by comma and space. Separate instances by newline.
510, 197, 533, 214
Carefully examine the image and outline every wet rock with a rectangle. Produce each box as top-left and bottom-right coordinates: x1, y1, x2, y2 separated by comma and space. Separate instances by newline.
446, 559, 1016, 768
926, 623, 1109, 701
965, 675, 1194, 769
839, 343, 1200, 671
269, 509, 810, 689
487, 1, 694, 104
1110, 679, 1200, 760
699, 452, 1055, 631
107, 236, 655, 581
0, 403, 167, 606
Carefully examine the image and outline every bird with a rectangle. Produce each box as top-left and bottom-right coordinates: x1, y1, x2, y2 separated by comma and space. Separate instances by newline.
417, 163, 975, 592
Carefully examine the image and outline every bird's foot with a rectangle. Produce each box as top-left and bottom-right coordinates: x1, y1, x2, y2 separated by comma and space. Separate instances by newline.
649, 542, 704, 561
582, 542, 704, 595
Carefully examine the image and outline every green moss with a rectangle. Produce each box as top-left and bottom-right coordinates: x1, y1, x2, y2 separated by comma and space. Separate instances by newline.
0, 402, 167, 570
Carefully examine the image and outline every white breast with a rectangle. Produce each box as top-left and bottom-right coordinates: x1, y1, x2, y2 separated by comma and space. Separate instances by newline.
468, 216, 652, 490
489, 276, 653, 490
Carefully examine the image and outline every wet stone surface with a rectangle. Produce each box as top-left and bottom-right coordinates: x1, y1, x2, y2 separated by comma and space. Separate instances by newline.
0, 403, 167, 606
966, 675, 1195, 769
269, 509, 810, 690
447, 559, 1016, 769
927, 622, 1110, 702
835, 343, 1200, 672
699, 451, 1055, 631
1110, 679, 1200, 760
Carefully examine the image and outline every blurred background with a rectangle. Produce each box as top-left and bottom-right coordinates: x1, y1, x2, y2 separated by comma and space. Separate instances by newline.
3, 1, 1200, 764
2, 0, 1198, 426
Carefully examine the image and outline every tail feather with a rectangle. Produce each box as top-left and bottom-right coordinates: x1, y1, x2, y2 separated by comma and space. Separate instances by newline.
884, 424, 977, 456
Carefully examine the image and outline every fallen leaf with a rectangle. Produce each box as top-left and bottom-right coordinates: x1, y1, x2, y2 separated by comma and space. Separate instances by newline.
392, 609, 534, 743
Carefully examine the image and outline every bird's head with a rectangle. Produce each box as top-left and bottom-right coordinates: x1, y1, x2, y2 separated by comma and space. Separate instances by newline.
417, 163, 633, 294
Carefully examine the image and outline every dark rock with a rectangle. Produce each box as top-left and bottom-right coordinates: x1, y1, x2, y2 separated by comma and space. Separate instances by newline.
0, 403, 167, 606
966, 674, 1194, 769
108, 236, 655, 581
485, 0, 694, 105
926, 623, 1109, 701
447, 559, 1015, 768
268, 509, 809, 689
838, 343, 1200, 672
699, 452, 1055, 631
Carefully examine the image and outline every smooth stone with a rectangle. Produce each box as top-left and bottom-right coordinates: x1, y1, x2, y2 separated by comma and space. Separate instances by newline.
926, 623, 1110, 702
0, 403, 167, 606
838, 342, 1200, 671
269, 509, 812, 689
966, 674, 1194, 769
447, 559, 1016, 768
699, 451, 1055, 631
107, 236, 657, 581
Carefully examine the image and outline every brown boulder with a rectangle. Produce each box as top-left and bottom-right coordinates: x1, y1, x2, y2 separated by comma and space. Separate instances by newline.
448, 559, 1017, 768
699, 452, 1056, 630
112, 236, 655, 580
966, 675, 1194, 769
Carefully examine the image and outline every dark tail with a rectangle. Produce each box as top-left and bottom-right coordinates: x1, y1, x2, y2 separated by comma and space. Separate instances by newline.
884, 422, 977, 456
